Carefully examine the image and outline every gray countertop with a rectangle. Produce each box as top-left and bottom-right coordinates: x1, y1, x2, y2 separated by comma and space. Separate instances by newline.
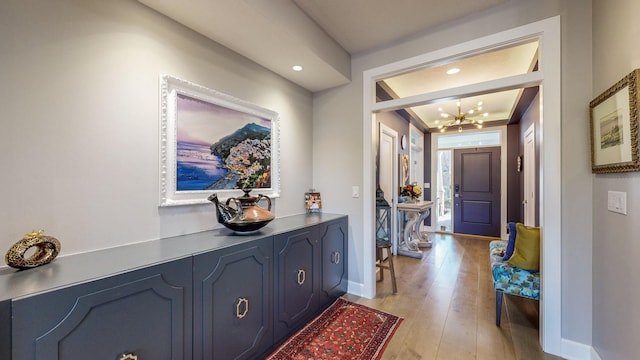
0, 213, 347, 302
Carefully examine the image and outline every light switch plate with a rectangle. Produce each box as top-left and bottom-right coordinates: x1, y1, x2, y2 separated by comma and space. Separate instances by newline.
607, 191, 627, 215
352, 186, 359, 198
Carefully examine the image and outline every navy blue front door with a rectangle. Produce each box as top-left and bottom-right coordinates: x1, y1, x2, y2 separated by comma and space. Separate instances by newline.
453, 147, 501, 237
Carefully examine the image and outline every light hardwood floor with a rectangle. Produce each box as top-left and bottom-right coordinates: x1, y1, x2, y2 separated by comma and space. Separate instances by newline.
343, 233, 563, 360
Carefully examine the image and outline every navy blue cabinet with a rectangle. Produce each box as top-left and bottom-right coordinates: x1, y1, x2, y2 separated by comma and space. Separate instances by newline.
2, 214, 347, 360
193, 237, 273, 360
11, 258, 193, 360
272, 217, 348, 345
0, 300, 10, 360
318, 217, 349, 306
273, 227, 320, 342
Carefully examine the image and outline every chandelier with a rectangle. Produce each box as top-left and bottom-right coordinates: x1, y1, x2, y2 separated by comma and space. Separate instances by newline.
434, 100, 489, 133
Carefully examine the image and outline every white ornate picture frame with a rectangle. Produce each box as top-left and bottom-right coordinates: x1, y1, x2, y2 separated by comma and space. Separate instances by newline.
159, 74, 280, 206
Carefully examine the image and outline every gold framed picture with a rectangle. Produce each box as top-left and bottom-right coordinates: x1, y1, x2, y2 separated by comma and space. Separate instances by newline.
589, 69, 640, 173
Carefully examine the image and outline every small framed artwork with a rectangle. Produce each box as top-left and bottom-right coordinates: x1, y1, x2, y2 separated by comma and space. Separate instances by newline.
159, 74, 280, 206
589, 69, 640, 173
305, 191, 322, 213
400, 154, 409, 185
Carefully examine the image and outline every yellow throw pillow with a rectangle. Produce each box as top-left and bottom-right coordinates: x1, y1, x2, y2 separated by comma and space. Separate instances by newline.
506, 223, 540, 271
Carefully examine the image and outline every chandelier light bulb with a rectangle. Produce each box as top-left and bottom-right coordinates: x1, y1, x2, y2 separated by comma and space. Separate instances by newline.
434, 99, 489, 133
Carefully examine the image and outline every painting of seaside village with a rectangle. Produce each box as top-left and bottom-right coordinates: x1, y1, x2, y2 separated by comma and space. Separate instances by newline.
176, 93, 272, 192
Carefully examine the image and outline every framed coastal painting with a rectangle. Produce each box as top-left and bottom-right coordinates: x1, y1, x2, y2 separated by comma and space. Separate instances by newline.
589, 69, 640, 173
159, 74, 280, 206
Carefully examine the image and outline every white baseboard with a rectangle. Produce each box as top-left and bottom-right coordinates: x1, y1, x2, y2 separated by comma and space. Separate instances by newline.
561, 338, 601, 360
347, 280, 366, 298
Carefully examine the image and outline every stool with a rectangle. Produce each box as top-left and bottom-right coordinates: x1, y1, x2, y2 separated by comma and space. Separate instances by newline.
376, 240, 397, 294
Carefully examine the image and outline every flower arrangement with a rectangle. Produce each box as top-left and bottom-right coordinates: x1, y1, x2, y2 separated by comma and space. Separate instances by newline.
401, 184, 422, 200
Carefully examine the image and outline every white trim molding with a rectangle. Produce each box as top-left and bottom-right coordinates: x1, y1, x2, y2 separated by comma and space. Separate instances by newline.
363, 16, 562, 356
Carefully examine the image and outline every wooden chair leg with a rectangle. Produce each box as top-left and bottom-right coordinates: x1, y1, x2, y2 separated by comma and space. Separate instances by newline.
495, 291, 504, 327
386, 247, 397, 294
376, 247, 384, 281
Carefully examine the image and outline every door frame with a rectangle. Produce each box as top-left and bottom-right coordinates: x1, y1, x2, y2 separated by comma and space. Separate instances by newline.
524, 123, 536, 226
409, 123, 424, 188
378, 123, 399, 254
362, 17, 561, 355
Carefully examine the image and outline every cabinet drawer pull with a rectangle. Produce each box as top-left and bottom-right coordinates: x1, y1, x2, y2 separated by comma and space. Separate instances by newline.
120, 354, 138, 360
331, 251, 341, 264
297, 269, 306, 285
236, 297, 249, 319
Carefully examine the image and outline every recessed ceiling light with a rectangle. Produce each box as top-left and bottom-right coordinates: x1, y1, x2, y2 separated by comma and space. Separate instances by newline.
292, 65, 303, 72
446, 68, 460, 75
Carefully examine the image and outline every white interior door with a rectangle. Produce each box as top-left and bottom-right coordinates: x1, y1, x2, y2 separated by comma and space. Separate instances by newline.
524, 124, 536, 226
379, 123, 398, 254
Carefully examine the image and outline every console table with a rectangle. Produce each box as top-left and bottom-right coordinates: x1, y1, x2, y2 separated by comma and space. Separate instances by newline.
397, 201, 433, 258
0, 213, 348, 360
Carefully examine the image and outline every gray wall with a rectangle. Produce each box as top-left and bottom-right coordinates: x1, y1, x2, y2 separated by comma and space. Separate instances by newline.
313, 0, 593, 348
0, 0, 314, 256
0, 0, 604, 353
592, 0, 640, 358
506, 123, 522, 222
376, 111, 431, 224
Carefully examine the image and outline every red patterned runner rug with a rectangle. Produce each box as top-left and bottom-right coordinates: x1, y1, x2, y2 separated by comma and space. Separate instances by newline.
266, 298, 403, 360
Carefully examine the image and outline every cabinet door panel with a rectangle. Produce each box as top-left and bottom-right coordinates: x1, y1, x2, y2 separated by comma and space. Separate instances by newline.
12, 259, 192, 360
0, 300, 9, 360
273, 228, 318, 342
319, 218, 348, 304
193, 238, 272, 360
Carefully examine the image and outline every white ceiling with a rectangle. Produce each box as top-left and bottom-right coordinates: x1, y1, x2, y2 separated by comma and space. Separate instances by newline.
137, 0, 508, 92
292, 0, 508, 54
137, 0, 538, 131
382, 40, 539, 130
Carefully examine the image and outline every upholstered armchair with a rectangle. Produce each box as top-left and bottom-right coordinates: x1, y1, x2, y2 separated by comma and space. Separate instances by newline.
489, 223, 540, 326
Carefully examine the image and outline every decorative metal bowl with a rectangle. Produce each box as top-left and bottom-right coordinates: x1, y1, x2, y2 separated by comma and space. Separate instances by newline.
208, 189, 274, 233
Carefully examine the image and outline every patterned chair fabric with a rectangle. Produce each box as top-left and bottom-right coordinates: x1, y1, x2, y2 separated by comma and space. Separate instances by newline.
489, 240, 540, 326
